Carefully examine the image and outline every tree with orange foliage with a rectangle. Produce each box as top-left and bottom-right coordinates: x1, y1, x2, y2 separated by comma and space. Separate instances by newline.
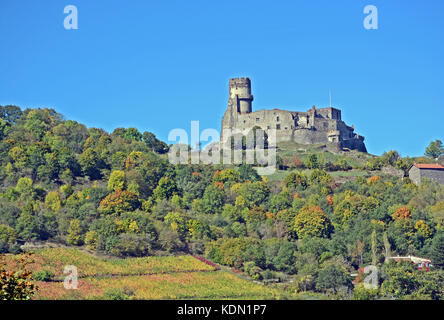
392, 206, 412, 220
98, 189, 140, 215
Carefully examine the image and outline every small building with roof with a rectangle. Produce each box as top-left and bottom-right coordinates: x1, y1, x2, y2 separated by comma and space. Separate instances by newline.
387, 256, 433, 271
408, 163, 444, 185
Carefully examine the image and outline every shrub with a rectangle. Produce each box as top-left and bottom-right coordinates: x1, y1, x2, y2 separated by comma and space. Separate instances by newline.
33, 270, 54, 282
205, 238, 262, 269
102, 288, 134, 300
262, 269, 274, 280
365, 158, 384, 171
353, 283, 379, 300
109, 233, 153, 257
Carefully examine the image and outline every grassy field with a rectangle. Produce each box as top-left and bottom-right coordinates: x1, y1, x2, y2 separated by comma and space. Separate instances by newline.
266, 168, 370, 183
329, 170, 370, 177
260, 141, 374, 183
276, 141, 371, 166
3, 248, 285, 300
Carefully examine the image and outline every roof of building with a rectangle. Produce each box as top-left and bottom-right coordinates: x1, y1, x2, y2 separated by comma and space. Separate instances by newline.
413, 163, 444, 170
388, 256, 432, 264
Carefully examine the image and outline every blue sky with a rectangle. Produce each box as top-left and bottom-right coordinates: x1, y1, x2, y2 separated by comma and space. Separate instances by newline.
1, 0, 443, 156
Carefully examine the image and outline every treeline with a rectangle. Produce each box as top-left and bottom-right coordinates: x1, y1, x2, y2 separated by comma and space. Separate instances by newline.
1, 105, 444, 299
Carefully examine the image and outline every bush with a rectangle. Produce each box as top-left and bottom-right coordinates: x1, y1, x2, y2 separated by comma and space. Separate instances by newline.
249, 266, 263, 280
333, 158, 352, 171
365, 158, 384, 171
305, 154, 319, 169
315, 264, 352, 294
205, 238, 262, 269
102, 288, 134, 300
109, 234, 153, 257
33, 270, 54, 282
262, 269, 274, 280
353, 283, 379, 300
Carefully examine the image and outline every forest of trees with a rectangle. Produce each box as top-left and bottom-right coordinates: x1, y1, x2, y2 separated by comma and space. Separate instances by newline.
1, 105, 444, 299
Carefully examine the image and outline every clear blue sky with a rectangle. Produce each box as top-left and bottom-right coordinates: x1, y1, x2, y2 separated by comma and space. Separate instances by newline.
1, 0, 443, 156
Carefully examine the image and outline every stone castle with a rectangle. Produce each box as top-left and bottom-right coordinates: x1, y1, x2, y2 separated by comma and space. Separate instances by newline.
221, 77, 367, 153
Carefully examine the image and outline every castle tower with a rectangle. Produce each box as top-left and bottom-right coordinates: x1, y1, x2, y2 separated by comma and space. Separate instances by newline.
229, 77, 253, 114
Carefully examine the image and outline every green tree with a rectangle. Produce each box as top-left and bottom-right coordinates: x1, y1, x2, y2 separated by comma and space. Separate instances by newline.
365, 157, 384, 170
213, 168, 240, 185
309, 169, 333, 186
164, 211, 188, 240
283, 171, 308, 191
316, 264, 352, 294
9, 146, 27, 170
269, 192, 291, 213
431, 232, 444, 268
123, 127, 142, 142
0, 200, 21, 229
201, 184, 225, 214
78, 147, 104, 180
381, 261, 420, 298
108, 170, 126, 191
425, 140, 444, 159
0, 118, 8, 140
153, 176, 178, 200
44, 191, 62, 212
0, 105, 22, 124
382, 150, 401, 166
238, 164, 261, 182
238, 181, 269, 208
66, 219, 83, 245
24, 109, 55, 140
0, 224, 17, 244
15, 177, 34, 196
142, 131, 169, 153
15, 202, 40, 241
292, 206, 333, 239
395, 158, 414, 176
110, 234, 152, 257
305, 154, 319, 169
263, 238, 297, 273
333, 158, 351, 171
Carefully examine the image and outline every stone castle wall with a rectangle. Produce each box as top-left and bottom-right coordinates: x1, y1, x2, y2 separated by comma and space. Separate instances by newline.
221, 77, 367, 153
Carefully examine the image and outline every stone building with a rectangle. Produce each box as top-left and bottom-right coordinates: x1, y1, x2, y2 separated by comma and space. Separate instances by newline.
408, 163, 444, 185
221, 77, 367, 152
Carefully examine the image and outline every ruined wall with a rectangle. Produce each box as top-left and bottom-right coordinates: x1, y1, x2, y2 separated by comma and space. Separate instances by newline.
221, 78, 367, 153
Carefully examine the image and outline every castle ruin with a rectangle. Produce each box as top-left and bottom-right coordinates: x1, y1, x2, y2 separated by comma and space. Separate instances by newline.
221, 77, 367, 153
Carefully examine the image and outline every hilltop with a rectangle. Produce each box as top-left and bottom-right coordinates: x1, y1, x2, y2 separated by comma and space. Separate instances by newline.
1, 105, 444, 300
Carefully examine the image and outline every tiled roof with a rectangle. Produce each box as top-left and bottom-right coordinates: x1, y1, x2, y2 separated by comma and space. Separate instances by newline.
389, 256, 432, 263
414, 163, 444, 170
